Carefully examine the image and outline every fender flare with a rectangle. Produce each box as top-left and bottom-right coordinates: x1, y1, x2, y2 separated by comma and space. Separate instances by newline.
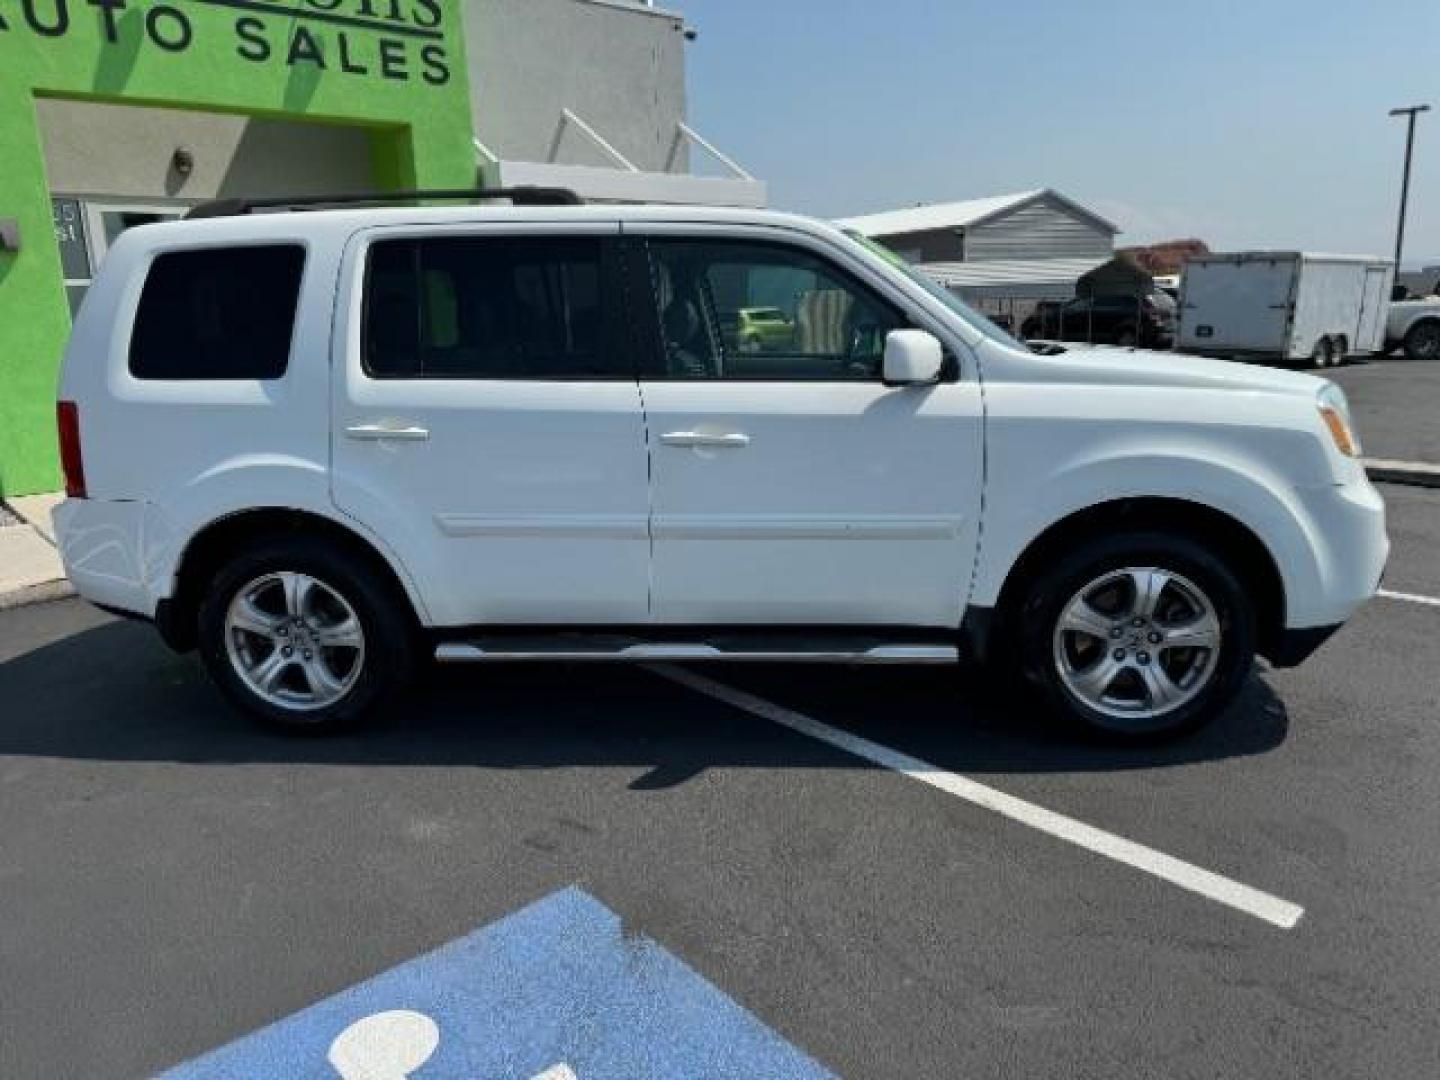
971, 451, 1320, 621
143, 456, 432, 625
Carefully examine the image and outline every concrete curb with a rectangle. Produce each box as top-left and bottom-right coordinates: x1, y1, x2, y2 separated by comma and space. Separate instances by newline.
1365, 458, 1440, 490
0, 493, 70, 613
0, 578, 77, 613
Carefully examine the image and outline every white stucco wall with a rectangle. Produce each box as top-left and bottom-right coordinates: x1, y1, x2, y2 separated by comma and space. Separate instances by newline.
36, 99, 376, 201
464, 0, 689, 173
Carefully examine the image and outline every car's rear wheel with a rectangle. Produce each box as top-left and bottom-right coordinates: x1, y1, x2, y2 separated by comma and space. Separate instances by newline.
1403, 320, 1440, 361
197, 536, 417, 733
1310, 336, 1334, 369
1017, 532, 1255, 740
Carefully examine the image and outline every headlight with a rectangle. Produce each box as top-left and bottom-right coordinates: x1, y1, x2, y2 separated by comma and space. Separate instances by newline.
1317, 382, 1361, 458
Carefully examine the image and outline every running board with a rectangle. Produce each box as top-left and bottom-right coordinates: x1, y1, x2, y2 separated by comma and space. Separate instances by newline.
433, 640, 958, 665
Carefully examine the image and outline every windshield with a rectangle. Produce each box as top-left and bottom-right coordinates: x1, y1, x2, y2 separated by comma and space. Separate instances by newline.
842, 229, 1027, 349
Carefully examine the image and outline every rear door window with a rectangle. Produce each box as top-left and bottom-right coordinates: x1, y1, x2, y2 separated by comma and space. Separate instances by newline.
129, 245, 305, 380
363, 235, 622, 379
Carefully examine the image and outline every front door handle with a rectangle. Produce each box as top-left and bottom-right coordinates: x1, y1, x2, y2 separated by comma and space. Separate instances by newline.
345, 422, 430, 441
660, 431, 751, 448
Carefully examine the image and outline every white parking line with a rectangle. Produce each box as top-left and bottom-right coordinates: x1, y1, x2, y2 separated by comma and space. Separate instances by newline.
1378, 588, 1440, 608
649, 664, 1305, 931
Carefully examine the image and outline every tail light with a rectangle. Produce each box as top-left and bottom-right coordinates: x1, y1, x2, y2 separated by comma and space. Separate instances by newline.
57, 401, 87, 498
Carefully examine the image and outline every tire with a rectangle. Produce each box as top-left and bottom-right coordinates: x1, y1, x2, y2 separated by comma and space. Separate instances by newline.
1403, 319, 1440, 362
197, 534, 418, 733
1015, 531, 1255, 741
1310, 337, 1334, 369
1116, 324, 1139, 348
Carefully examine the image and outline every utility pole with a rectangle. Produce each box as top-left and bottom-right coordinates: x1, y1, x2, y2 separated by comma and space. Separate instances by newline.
1389, 104, 1430, 271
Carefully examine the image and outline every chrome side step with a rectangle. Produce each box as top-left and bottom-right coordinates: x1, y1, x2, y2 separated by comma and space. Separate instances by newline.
434, 642, 958, 665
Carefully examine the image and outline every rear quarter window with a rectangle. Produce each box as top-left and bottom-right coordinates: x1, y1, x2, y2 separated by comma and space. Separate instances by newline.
128, 245, 306, 380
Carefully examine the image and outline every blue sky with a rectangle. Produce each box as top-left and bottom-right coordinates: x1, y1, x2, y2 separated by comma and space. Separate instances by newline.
685, 1, 1440, 267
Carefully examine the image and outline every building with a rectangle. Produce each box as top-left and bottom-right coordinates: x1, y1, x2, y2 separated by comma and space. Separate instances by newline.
467, 0, 763, 208
0, 0, 758, 497
837, 189, 1121, 327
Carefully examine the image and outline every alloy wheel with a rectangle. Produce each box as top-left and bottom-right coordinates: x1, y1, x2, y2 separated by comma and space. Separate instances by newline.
1052, 566, 1222, 725
224, 571, 366, 712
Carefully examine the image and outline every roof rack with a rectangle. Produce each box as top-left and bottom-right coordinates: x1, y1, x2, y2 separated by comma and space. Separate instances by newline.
184, 186, 584, 220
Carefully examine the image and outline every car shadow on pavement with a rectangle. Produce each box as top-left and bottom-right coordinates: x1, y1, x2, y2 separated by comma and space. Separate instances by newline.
0, 615, 1288, 782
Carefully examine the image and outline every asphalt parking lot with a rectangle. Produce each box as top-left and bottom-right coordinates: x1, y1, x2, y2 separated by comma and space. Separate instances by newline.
1, 483, 1437, 1079
1332, 355, 1440, 464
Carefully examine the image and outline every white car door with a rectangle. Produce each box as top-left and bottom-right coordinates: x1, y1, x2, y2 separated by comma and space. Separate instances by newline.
330, 223, 651, 627
629, 226, 985, 627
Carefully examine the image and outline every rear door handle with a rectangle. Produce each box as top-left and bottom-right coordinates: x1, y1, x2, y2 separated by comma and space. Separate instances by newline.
660, 431, 751, 448
345, 422, 430, 441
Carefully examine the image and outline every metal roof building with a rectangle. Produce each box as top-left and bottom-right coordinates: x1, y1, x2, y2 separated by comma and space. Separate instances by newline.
837, 189, 1120, 302
918, 256, 1113, 298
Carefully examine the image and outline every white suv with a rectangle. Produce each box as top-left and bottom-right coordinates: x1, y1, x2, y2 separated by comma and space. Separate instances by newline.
54, 191, 1388, 740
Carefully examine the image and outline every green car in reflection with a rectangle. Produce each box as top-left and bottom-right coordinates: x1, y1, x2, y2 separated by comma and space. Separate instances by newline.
735, 307, 795, 352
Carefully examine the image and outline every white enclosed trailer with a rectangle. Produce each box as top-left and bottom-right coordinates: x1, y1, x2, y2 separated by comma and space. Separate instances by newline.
1177, 252, 1393, 367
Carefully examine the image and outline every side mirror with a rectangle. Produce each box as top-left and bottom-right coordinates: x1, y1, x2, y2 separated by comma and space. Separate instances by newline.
883, 329, 944, 385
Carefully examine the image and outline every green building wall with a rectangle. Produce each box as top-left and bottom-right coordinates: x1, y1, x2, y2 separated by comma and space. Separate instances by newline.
0, 0, 477, 496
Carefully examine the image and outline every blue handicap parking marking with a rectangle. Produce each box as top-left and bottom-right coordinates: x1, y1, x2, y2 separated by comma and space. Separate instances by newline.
163, 887, 834, 1079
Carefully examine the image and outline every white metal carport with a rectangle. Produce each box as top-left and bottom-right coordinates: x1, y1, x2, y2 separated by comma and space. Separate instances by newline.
917, 256, 1112, 333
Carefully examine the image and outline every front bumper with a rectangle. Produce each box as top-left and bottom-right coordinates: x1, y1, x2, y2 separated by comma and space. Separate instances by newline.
1287, 477, 1389, 630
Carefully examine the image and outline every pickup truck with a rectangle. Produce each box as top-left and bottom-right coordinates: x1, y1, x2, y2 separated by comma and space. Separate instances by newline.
1386, 297, 1440, 360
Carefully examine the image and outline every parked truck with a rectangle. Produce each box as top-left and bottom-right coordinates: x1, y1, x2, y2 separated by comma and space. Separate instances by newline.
1177, 252, 1393, 368
1384, 296, 1440, 361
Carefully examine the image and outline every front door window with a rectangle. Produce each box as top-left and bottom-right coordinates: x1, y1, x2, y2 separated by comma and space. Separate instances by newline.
645, 239, 906, 381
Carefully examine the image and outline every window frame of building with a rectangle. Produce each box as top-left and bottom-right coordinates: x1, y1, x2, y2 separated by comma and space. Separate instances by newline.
52, 198, 188, 318
85, 201, 187, 268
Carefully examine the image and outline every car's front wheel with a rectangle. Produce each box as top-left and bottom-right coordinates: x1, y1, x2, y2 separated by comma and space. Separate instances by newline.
1017, 532, 1255, 740
1403, 319, 1440, 362
197, 536, 417, 733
